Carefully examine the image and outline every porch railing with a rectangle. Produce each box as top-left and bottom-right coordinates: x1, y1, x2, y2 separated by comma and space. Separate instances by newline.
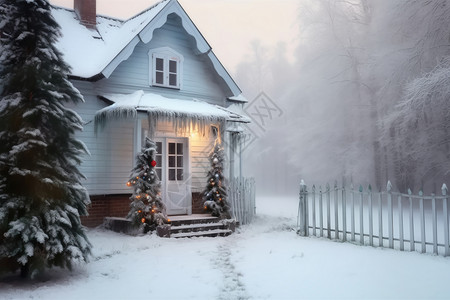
228, 177, 256, 225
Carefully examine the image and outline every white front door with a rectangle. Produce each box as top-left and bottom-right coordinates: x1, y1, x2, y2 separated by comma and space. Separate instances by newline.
155, 138, 191, 215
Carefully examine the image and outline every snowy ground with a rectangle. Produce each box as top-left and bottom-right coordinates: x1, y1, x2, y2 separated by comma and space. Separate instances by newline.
2, 196, 450, 300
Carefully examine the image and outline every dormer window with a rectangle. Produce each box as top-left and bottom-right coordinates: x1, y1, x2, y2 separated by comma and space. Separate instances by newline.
149, 47, 183, 89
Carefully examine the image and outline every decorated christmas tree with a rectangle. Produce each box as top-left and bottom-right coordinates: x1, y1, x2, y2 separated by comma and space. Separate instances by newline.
0, 0, 91, 278
127, 137, 168, 233
202, 143, 231, 218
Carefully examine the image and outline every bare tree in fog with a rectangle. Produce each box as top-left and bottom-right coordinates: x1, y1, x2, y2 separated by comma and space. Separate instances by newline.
285, 0, 375, 186
377, 0, 450, 191
236, 0, 450, 194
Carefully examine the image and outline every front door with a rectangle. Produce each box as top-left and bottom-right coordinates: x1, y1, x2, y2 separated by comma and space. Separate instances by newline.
155, 138, 191, 215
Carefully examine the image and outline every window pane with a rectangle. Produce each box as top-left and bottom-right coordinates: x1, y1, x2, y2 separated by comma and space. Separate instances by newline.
177, 156, 183, 167
156, 155, 162, 167
155, 71, 164, 84
168, 156, 175, 168
156, 58, 164, 71
169, 169, 175, 181
168, 143, 175, 154
169, 74, 177, 86
169, 60, 177, 73
176, 143, 183, 155
177, 169, 183, 181
156, 142, 162, 152
156, 169, 162, 180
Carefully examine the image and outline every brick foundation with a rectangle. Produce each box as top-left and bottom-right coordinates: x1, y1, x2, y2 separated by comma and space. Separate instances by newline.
81, 194, 131, 228
82, 193, 206, 227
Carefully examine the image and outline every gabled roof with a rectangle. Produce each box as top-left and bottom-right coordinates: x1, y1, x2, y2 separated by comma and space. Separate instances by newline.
52, 0, 243, 98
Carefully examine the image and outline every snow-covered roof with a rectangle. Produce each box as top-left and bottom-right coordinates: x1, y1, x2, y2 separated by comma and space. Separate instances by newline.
51, 0, 242, 96
96, 90, 250, 130
52, 1, 170, 79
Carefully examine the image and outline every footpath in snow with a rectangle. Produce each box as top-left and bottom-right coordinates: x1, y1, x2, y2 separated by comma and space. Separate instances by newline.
2, 196, 450, 299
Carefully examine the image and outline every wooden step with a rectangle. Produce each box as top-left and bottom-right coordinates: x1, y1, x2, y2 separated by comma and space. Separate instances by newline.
171, 228, 233, 238
166, 215, 236, 238
168, 215, 219, 227
170, 222, 226, 234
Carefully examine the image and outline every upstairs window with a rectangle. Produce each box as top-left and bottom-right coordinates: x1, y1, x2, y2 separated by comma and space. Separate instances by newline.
149, 47, 183, 89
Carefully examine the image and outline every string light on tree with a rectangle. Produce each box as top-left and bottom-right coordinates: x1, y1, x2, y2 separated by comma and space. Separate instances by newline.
202, 142, 231, 219
127, 137, 168, 233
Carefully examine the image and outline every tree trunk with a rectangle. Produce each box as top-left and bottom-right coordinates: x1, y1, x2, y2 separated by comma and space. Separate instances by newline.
20, 263, 29, 278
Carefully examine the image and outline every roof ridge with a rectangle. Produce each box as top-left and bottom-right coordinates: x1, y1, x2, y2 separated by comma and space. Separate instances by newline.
51, 5, 124, 23
125, 0, 171, 22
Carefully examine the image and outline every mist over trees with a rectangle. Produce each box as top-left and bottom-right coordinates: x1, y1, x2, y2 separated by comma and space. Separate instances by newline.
236, 0, 450, 194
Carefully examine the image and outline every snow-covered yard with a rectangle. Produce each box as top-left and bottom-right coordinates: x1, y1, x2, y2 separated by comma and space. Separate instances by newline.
2, 196, 450, 300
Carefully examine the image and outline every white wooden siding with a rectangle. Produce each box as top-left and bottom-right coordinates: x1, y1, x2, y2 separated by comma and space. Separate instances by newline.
190, 136, 214, 193
66, 81, 134, 195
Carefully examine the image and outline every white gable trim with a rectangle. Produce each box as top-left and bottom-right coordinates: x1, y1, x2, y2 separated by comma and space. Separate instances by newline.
207, 51, 241, 96
100, 0, 241, 96
138, 0, 209, 54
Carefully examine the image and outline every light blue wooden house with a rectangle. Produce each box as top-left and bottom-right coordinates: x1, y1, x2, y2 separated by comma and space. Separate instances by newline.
53, 0, 249, 226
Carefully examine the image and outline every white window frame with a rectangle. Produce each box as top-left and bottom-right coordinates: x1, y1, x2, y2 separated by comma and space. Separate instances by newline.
148, 47, 184, 90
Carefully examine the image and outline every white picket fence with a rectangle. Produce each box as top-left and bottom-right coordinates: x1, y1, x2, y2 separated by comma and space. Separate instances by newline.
228, 177, 256, 225
297, 180, 450, 256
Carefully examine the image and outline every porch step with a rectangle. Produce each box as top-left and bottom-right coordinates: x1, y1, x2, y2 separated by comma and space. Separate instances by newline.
170, 222, 227, 235
171, 228, 233, 239
168, 215, 219, 226
166, 214, 236, 238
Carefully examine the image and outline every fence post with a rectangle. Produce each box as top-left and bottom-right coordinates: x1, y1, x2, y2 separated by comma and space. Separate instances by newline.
419, 190, 426, 253
432, 192, 438, 255
351, 183, 355, 242
378, 189, 383, 247
387, 181, 394, 249
298, 180, 307, 236
359, 185, 364, 245
326, 183, 331, 239
334, 181, 339, 240
408, 189, 415, 252
312, 185, 316, 236
442, 184, 449, 257
342, 181, 347, 242
399, 194, 404, 251
319, 186, 323, 238
368, 185, 373, 246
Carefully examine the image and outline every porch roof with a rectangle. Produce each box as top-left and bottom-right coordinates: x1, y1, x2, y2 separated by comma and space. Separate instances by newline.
95, 90, 250, 132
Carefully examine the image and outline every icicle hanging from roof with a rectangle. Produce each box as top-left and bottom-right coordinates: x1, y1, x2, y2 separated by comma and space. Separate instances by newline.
94, 91, 247, 135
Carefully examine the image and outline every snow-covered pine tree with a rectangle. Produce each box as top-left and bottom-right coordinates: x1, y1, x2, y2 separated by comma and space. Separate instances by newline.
0, 0, 91, 278
127, 137, 168, 233
202, 143, 230, 219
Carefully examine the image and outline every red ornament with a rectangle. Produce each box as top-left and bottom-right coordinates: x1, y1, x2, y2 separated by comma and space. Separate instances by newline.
151, 160, 157, 167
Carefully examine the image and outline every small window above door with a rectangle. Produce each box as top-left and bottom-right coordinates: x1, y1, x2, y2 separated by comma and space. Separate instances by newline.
149, 47, 183, 89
